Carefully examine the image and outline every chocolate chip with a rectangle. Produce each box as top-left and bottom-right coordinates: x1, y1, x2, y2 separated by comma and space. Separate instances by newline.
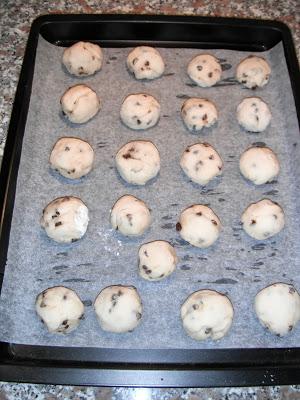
123, 153, 132, 159
196, 212, 202, 216
250, 219, 256, 225
205, 327, 212, 334
71, 238, 79, 243
65, 146, 70, 151
136, 312, 142, 320
126, 213, 133, 226
243, 73, 248, 78
289, 287, 296, 294
112, 294, 118, 301
62, 319, 68, 325
198, 104, 203, 107
52, 214, 58, 219
185, 148, 190, 153
159, 274, 165, 278
208, 72, 213, 78
144, 250, 149, 257
63, 295, 67, 300
79, 314, 85, 320
137, 119, 141, 125
39, 301, 46, 308
256, 116, 259, 122
202, 114, 208, 121
176, 222, 182, 231
192, 304, 199, 310
145, 61, 150, 66
218, 166, 222, 171
202, 143, 210, 147
289, 325, 293, 331
211, 219, 218, 225
118, 290, 123, 296
209, 155, 214, 160
55, 221, 62, 227
135, 102, 141, 106
197, 65, 203, 71
273, 214, 278, 219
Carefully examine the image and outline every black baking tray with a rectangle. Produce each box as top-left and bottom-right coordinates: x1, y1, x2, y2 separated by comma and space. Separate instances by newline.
0, 14, 300, 387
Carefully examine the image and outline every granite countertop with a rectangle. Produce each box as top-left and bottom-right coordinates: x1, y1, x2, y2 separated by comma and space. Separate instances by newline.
0, 1, 299, 398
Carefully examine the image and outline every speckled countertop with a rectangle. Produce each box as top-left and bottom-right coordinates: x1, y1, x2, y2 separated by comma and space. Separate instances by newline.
0, 1, 300, 399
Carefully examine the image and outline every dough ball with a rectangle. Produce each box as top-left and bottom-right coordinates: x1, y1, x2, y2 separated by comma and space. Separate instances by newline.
50, 137, 94, 179
181, 289, 234, 341
181, 98, 218, 132
41, 196, 89, 243
94, 285, 142, 333
241, 199, 285, 240
239, 146, 280, 185
236, 56, 271, 89
60, 84, 100, 124
177, 205, 221, 248
187, 54, 222, 87
180, 142, 223, 185
115, 140, 160, 185
138, 240, 177, 281
120, 93, 160, 130
36, 286, 84, 334
110, 195, 151, 236
62, 41, 103, 77
127, 46, 165, 80
237, 97, 271, 132
255, 283, 300, 336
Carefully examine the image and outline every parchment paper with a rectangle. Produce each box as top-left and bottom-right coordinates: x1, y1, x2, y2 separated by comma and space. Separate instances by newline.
0, 36, 299, 349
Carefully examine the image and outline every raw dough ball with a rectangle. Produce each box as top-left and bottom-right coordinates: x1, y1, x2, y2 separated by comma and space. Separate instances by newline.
180, 142, 223, 185
115, 140, 160, 185
237, 97, 271, 132
239, 146, 280, 185
60, 84, 100, 124
138, 240, 177, 281
187, 54, 222, 87
255, 283, 300, 336
177, 205, 221, 248
236, 56, 271, 89
94, 285, 143, 333
62, 41, 103, 77
110, 195, 151, 236
181, 98, 218, 132
50, 137, 94, 179
36, 286, 84, 334
181, 289, 234, 341
41, 196, 89, 243
120, 93, 160, 130
241, 199, 285, 240
127, 46, 165, 80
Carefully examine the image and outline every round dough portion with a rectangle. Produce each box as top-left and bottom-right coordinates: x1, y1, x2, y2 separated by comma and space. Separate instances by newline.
110, 195, 151, 236
180, 142, 223, 185
41, 196, 89, 243
237, 97, 271, 132
236, 56, 271, 89
239, 146, 280, 185
115, 140, 160, 185
187, 54, 222, 87
138, 240, 177, 281
62, 41, 103, 77
120, 93, 160, 130
241, 199, 284, 240
94, 285, 142, 333
181, 289, 234, 341
127, 46, 165, 80
60, 84, 101, 124
36, 286, 84, 334
181, 98, 218, 132
177, 205, 221, 248
50, 137, 94, 179
255, 283, 300, 336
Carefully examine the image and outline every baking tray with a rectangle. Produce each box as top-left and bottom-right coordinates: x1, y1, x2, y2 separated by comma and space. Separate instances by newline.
0, 14, 300, 387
